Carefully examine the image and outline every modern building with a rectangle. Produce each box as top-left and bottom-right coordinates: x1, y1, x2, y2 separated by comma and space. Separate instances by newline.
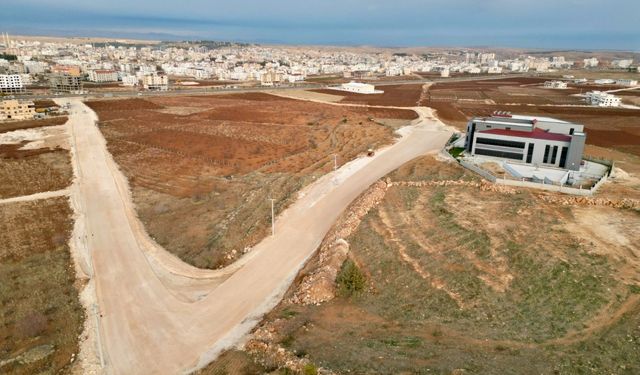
0, 74, 25, 93
0, 99, 36, 120
121, 75, 139, 86
465, 113, 586, 171
88, 69, 118, 83
143, 73, 168, 91
543, 80, 567, 89
583, 57, 599, 68
585, 91, 621, 107
49, 73, 83, 94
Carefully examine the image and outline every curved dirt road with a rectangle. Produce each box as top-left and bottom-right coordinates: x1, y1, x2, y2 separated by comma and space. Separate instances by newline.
61, 98, 452, 374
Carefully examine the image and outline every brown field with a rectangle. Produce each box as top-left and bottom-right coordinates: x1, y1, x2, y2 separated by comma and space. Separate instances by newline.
87, 93, 417, 268
0, 116, 68, 134
0, 197, 84, 374
313, 84, 425, 107
0, 144, 72, 199
245, 155, 640, 374
422, 78, 640, 156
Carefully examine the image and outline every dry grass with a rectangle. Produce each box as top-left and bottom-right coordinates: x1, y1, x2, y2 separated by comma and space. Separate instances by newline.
0, 116, 68, 134
0, 197, 84, 374
0, 146, 72, 199
87, 93, 416, 268
256, 155, 640, 374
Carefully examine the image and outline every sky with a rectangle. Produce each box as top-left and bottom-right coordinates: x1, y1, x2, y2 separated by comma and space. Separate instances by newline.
2, 0, 639, 50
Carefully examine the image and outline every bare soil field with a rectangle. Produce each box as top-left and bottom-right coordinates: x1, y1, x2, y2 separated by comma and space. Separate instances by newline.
313, 84, 425, 107
240, 155, 640, 374
0, 144, 72, 199
86, 93, 418, 268
0, 117, 68, 134
0, 197, 84, 374
422, 78, 640, 156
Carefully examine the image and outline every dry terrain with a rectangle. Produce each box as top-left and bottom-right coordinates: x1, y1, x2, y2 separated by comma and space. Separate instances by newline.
422, 78, 640, 157
313, 84, 425, 107
0, 197, 84, 374
86, 93, 418, 268
0, 117, 68, 134
225, 155, 640, 374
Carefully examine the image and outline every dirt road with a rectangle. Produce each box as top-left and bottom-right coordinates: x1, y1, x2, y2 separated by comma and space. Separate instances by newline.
60, 98, 451, 374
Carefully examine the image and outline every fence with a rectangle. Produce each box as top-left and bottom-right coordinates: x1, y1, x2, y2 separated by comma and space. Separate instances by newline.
460, 160, 607, 196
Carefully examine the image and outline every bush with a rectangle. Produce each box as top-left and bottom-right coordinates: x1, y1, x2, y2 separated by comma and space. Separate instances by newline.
336, 258, 366, 297
303, 363, 318, 375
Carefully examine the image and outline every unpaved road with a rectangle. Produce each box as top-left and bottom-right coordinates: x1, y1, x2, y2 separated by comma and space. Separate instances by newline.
60, 98, 451, 374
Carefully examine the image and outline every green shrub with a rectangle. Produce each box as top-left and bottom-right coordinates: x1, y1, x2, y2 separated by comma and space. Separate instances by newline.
336, 258, 366, 297
303, 363, 318, 375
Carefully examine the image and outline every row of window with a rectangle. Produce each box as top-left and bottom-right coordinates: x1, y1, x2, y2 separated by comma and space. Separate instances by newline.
474, 147, 523, 160
476, 137, 525, 149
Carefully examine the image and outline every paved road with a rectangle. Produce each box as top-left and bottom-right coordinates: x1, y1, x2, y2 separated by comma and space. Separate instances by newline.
25, 73, 530, 101
61, 98, 451, 374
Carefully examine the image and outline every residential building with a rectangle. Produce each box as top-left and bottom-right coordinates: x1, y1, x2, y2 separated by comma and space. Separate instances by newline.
615, 79, 638, 86
121, 75, 139, 86
88, 69, 118, 82
49, 73, 83, 94
0, 74, 25, 93
585, 91, 621, 107
143, 73, 168, 91
0, 99, 36, 120
543, 80, 567, 89
51, 65, 82, 76
583, 57, 599, 68
611, 59, 633, 69
465, 113, 586, 171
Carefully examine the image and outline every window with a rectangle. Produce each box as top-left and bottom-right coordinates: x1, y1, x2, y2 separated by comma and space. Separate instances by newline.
559, 146, 568, 168
474, 148, 523, 160
526, 143, 535, 163
551, 146, 558, 164
543, 145, 550, 163
476, 137, 525, 149
569, 128, 574, 135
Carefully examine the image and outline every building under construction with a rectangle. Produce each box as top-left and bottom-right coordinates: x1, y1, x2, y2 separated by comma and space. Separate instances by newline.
49, 73, 84, 94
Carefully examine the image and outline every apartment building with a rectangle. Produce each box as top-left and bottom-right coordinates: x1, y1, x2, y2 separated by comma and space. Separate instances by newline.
543, 80, 567, 89
88, 69, 118, 83
465, 113, 586, 171
49, 73, 84, 94
0, 74, 25, 93
143, 73, 168, 91
586, 91, 621, 107
0, 99, 36, 121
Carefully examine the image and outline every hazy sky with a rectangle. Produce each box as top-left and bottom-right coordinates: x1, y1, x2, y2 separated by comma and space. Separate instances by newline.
2, 0, 639, 49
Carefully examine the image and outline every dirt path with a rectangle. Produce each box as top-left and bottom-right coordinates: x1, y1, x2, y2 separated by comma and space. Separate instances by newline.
0, 188, 69, 205
58, 97, 452, 374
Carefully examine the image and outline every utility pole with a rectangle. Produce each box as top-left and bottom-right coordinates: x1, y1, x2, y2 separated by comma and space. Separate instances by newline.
269, 198, 276, 236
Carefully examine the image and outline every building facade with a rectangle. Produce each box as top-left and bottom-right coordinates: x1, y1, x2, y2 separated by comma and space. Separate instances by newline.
586, 91, 621, 107
0, 99, 36, 120
49, 73, 84, 94
142, 73, 168, 91
465, 113, 586, 171
88, 69, 118, 83
0, 74, 25, 93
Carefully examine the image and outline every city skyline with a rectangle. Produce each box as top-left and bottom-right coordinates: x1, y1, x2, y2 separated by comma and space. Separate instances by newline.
2, 0, 639, 49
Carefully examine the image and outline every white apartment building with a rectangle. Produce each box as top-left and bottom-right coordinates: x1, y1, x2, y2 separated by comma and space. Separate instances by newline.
121, 75, 139, 86
544, 81, 567, 89
0, 74, 25, 93
88, 69, 118, 83
465, 113, 586, 171
586, 91, 621, 107
611, 59, 633, 69
583, 58, 599, 68
143, 73, 168, 91
615, 79, 638, 86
